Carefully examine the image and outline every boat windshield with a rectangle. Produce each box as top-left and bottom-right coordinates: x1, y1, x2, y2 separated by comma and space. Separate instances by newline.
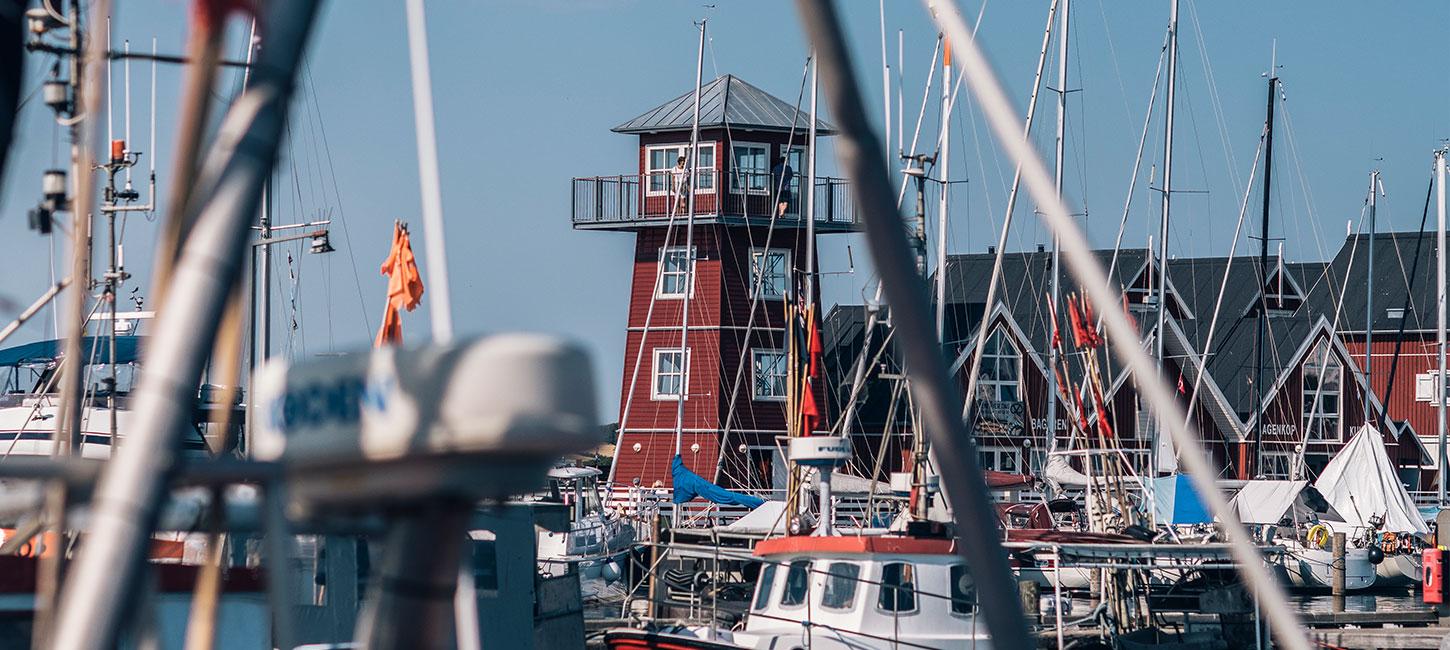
780, 559, 811, 607
949, 564, 976, 614
752, 563, 777, 612
820, 561, 860, 611
877, 562, 917, 613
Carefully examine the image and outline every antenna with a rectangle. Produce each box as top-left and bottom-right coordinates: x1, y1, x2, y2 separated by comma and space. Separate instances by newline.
149, 38, 156, 179
124, 39, 132, 184
106, 16, 113, 145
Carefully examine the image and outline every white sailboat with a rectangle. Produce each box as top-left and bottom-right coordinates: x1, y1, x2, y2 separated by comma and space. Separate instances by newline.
1312, 424, 1430, 585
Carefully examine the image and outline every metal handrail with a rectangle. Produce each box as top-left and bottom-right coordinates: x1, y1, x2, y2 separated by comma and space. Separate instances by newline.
571, 173, 858, 226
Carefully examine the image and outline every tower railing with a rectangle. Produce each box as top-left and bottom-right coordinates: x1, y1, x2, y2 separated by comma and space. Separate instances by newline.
571, 172, 859, 229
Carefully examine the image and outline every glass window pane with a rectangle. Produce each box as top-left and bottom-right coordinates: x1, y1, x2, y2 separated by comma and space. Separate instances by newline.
821, 562, 860, 611
753, 563, 777, 612
780, 559, 811, 607
877, 562, 916, 612
950, 564, 976, 614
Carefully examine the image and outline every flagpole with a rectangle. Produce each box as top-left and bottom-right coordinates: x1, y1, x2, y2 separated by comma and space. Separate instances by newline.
405, 0, 454, 343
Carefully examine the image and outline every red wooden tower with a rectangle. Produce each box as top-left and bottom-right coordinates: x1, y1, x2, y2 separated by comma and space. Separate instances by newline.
571, 75, 858, 493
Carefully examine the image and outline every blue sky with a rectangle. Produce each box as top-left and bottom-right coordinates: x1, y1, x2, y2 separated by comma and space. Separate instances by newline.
1, 1, 1447, 417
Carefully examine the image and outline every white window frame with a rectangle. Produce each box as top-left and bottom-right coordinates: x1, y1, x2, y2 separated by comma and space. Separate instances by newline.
651, 348, 690, 401
644, 143, 716, 196
730, 142, 771, 195
874, 561, 920, 616
978, 328, 1022, 403
819, 560, 862, 612
976, 446, 1022, 473
1302, 340, 1342, 442
655, 246, 696, 299
749, 248, 792, 301
1260, 451, 1294, 480
752, 349, 788, 402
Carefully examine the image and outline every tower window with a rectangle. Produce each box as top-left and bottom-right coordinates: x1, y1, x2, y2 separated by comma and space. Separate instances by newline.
752, 349, 787, 401
652, 348, 689, 401
749, 248, 791, 299
731, 143, 769, 193
645, 143, 715, 195
656, 247, 695, 298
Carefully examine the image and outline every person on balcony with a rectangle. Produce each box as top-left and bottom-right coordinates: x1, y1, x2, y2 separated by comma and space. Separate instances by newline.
771, 155, 794, 217
671, 155, 689, 215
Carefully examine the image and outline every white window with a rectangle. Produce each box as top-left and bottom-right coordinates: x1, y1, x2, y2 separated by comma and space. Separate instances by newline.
753, 350, 787, 401
656, 247, 695, 298
949, 564, 976, 615
1260, 452, 1294, 479
731, 143, 769, 193
821, 561, 861, 611
645, 143, 715, 195
977, 446, 1021, 473
976, 328, 1021, 403
652, 348, 689, 401
876, 562, 918, 613
749, 248, 791, 299
1302, 340, 1342, 441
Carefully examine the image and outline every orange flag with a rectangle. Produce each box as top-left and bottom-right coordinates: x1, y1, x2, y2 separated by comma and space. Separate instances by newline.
375, 222, 426, 347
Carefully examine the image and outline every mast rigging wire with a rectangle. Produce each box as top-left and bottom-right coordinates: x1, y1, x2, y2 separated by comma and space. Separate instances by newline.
922, 1, 1310, 647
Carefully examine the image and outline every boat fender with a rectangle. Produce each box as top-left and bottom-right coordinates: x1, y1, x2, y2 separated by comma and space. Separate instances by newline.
1367, 546, 1385, 565
1306, 524, 1330, 550
601, 560, 621, 584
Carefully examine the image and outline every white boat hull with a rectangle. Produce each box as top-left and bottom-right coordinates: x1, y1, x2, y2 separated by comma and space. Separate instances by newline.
1374, 553, 1422, 586
1280, 546, 1375, 591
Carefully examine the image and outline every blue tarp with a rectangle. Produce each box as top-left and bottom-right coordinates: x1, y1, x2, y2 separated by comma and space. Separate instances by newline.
1150, 474, 1212, 525
672, 454, 765, 509
0, 336, 145, 366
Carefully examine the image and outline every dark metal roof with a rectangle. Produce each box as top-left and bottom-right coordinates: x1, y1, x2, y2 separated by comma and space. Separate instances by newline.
613, 74, 837, 136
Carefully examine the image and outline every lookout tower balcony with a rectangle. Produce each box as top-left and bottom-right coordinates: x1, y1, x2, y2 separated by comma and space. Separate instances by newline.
570, 172, 858, 232
570, 74, 860, 234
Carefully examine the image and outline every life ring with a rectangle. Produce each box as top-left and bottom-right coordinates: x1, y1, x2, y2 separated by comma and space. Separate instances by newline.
1307, 524, 1330, 549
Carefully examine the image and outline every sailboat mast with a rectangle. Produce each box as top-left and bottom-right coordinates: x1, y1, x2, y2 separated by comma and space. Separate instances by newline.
1152, 0, 1179, 475
1046, 0, 1069, 455
1437, 149, 1447, 507
935, 40, 951, 341
1252, 70, 1276, 477
1365, 170, 1379, 421
673, 18, 706, 466
806, 58, 818, 301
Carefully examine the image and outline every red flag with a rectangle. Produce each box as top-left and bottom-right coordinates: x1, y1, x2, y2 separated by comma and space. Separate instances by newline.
1067, 296, 1089, 348
1081, 296, 1101, 348
1178, 374, 1187, 395
1045, 292, 1062, 350
801, 381, 821, 435
1091, 384, 1114, 439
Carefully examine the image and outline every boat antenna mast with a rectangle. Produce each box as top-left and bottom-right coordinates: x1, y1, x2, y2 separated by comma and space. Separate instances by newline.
1251, 46, 1279, 478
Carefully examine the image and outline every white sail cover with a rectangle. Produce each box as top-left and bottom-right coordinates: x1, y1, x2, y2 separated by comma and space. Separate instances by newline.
1227, 480, 1343, 525
1044, 454, 1090, 488
1313, 424, 1428, 534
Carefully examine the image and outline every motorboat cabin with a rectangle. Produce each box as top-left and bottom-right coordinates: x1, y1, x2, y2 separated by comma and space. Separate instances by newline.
734, 535, 989, 650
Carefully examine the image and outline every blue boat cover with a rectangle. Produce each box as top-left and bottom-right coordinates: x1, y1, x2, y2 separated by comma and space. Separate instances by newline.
671, 454, 765, 509
1150, 474, 1212, 525
0, 336, 145, 366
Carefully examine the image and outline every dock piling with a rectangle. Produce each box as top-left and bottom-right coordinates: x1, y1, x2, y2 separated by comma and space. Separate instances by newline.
1331, 532, 1346, 613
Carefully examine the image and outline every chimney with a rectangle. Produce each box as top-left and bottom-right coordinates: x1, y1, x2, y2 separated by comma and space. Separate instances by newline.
987, 245, 996, 255
1037, 243, 1046, 253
